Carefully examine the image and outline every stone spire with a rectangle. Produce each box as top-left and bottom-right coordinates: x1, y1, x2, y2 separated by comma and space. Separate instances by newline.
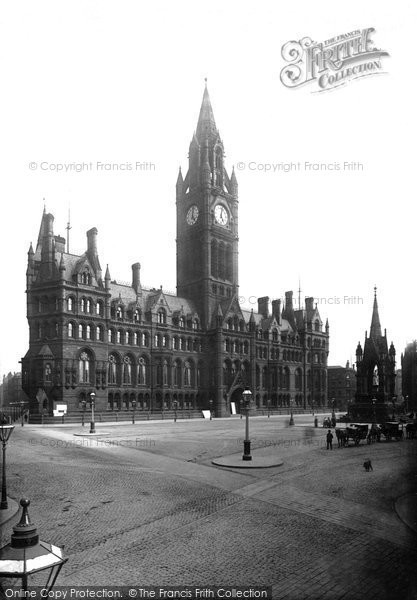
370, 286, 382, 340
196, 80, 218, 143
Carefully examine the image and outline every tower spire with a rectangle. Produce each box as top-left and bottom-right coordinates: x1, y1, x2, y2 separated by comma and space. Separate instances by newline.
370, 285, 382, 339
196, 80, 217, 143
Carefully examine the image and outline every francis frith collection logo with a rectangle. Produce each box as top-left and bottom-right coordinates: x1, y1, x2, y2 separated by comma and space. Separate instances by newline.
280, 27, 389, 92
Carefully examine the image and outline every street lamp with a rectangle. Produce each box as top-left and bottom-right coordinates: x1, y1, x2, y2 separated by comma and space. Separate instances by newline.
372, 397, 377, 426
289, 399, 294, 426
242, 389, 252, 461
89, 392, 96, 434
331, 398, 336, 425
131, 399, 137, 424
209, 399, 213, 421
0, 498, 67, 592
173, 400, 178, 423
0, 424, 14, 510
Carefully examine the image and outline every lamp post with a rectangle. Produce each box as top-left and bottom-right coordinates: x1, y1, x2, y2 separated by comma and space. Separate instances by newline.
331, 397, 336, 427
242, 389, 252, 461
0, 498, 67, 592
0, 424, 14, 510
209, 399, 213, 421
173, 400, 178, 423
372, 397, 377, 426
81, 400, 86, 426
267, 398, 271, 418
89, 392, 96, 434
289, 399, 294, 426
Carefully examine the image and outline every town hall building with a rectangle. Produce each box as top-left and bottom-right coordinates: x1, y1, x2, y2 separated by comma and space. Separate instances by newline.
22, 84, 329, 417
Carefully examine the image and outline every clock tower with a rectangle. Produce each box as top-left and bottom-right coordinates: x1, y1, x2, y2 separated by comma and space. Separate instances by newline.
176, 82, 239, 329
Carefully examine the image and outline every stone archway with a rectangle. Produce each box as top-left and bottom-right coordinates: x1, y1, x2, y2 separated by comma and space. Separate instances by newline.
230, 387, 245, 413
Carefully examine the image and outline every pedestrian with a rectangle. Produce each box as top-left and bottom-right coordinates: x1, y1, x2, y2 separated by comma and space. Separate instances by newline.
326, 429, 333, 450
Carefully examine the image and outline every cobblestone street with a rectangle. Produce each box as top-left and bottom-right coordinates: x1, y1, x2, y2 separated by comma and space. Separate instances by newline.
1, 415, 416, 599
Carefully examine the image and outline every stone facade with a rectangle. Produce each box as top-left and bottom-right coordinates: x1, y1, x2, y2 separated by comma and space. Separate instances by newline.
21, 85, 329, 417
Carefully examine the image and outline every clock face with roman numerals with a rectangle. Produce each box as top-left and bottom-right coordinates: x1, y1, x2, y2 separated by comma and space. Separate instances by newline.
186, 205, 199, 225
214, 204, 228, 226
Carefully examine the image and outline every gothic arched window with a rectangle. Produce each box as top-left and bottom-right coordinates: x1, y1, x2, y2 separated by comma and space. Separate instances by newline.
79, 351, 91, 384
123, 356, 132, 385
108, 355, 117, 384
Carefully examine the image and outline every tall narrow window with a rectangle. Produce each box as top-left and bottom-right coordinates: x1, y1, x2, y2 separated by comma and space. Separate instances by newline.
108, 355, 117, 384
79, 352, 91, 383
45, 364, 52, 383
123, 356, 132, 385
68, 323, 74, 338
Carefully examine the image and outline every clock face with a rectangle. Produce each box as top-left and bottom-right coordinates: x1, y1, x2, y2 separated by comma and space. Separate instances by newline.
186, 205, 199, 225
214, 204, 228, 225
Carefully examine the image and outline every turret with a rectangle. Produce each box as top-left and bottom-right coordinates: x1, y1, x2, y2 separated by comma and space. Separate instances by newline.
176, 167, 184, 199
230, 167, 238, 195
26, 243, 35, 288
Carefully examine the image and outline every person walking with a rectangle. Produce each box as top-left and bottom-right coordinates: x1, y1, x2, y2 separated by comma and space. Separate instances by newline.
326, 429, 334, 450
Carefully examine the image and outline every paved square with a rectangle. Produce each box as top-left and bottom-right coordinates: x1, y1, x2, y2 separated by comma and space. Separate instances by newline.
1, 415, 416, 599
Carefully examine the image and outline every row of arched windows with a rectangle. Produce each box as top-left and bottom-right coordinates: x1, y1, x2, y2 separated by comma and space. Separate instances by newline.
223, 339, 249, 354
78, 351, 202, 388
67, 296, 104, 315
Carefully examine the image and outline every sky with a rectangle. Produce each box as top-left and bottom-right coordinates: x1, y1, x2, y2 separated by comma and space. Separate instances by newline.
0, 0, 416, 376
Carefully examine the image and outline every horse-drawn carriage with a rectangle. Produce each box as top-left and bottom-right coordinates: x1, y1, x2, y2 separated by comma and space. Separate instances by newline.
379, 422, 404, 441
335, 423, 369, 447
405, 422, 417, 439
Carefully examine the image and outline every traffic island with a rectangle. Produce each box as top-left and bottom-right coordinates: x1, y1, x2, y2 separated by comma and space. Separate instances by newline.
73, 431, 112, 437
212, 454, 283, 469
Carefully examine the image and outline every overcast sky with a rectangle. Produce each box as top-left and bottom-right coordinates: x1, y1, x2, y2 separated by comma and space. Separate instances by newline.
0, 0, 415, 377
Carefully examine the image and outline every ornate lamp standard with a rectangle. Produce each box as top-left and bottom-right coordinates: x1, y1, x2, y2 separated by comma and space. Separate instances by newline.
289, 398, 294, 426
0, 424, 14, 510
89, 391, 96, 434
331, 397, 336, 427
242, 389, 252, 461
0, 498, 67, 592
81, 400, 86, 427
131, 399, 137, 424
209, 399, 213, 421
173, 400, 178, 423
372, 397, 377, 426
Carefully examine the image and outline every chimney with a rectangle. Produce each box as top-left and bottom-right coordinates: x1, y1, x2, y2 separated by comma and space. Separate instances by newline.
271, 299, 282, 325
87, 227, 98, 256
305, 297, 314, 313
258, 296, 269, 318
132, 263, 142, 294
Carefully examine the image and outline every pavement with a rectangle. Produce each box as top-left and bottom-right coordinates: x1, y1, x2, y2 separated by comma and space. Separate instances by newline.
0, 414, 416, 599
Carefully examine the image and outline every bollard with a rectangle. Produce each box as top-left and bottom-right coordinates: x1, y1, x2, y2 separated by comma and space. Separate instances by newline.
314, 417, 318, 428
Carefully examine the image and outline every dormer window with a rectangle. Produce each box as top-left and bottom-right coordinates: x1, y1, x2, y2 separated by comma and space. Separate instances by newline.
134, 309, 141, 323
158, 309, 167, 324
81, 271, 91, 285
179, 317, 185, 328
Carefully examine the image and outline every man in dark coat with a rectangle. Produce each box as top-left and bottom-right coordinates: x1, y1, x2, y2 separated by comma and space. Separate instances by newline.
326, 429, 334, 450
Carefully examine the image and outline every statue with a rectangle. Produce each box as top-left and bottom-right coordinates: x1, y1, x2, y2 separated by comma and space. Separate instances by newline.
372, 367, 379, 386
